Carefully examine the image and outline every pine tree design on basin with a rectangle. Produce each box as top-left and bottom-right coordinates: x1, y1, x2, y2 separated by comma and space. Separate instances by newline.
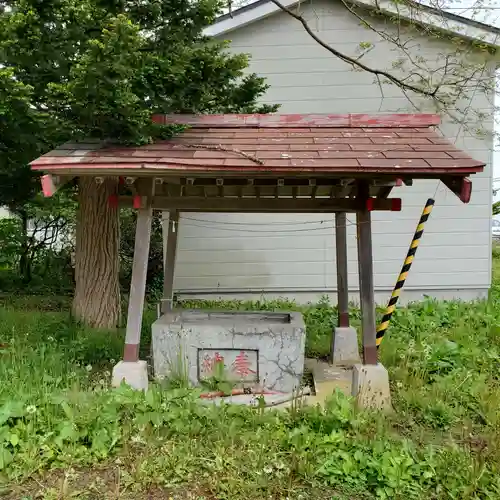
198, 349, 259, 383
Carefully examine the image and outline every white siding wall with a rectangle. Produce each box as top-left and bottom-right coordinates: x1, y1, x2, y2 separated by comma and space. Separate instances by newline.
172, 0, 494, 304
0, 208, 11, 218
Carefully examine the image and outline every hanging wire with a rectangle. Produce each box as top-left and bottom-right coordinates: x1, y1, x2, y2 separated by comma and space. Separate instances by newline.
178, 215, 333, 226
177, 219, 342, 233
159, 207, 436, 234
164, 215, 420, 234
161, 213, 364, 233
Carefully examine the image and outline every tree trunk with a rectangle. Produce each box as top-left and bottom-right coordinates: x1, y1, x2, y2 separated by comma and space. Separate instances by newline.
72, 177, 121, 329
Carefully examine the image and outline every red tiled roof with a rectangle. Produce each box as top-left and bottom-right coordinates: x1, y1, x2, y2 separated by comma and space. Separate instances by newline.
30, 114, 485, 176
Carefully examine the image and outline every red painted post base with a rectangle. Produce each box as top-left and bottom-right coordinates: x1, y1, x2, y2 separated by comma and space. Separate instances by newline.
123, 343, 139, 362
338, 312, 350, 328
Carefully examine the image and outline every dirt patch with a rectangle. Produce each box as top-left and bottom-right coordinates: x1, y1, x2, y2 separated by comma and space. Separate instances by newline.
2, 466, 215, 500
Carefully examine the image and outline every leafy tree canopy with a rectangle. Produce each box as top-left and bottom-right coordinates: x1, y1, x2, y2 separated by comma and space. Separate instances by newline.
0, 68, 49, 207
0, 0, 277, 204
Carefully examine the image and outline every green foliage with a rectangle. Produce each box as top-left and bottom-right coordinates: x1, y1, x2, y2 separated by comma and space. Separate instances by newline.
0, 190, 175, 298
1, 299, 500, 499
199, 359, 236, 395
0, 0, 277, 158
0, 190, 76, 292
0, 0, 278, 326
493, 242, 500, 260
0, 199, 168, 299
0, 68, 45, 208
2, 234, 500, 498
0, 219, 22, 268
2, 253, 500, 497
493, 200, 500, 216
47, 14, 155, 144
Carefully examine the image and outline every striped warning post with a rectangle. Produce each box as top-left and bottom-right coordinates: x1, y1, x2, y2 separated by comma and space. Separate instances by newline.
376, 198, 435, 348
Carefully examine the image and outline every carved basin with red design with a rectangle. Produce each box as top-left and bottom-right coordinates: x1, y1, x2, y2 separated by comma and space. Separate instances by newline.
151, 310, 306, 393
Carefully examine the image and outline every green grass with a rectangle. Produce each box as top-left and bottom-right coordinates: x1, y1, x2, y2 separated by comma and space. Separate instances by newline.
2, 257, 500, 499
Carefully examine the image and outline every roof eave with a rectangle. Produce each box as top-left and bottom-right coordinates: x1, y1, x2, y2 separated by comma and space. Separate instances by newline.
204, 0, 500, 48
359, 0, 500, 47
203, 0, 297, 37
31, 163, 485, 176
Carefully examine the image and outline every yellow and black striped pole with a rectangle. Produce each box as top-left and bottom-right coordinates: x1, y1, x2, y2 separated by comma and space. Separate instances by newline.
376, 198, 435, 348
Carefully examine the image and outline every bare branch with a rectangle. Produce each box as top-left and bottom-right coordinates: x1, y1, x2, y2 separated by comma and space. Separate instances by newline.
375, 74, 385, 112
175, 143, 264, 165
269, 0, 442, 100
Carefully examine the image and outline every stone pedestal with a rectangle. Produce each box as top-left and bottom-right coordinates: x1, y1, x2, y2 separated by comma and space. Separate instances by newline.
304, 358, 352, 406
332, 326, 361, 366
112, 360, 148, 391
351, 363, 391, 411
152, 310, 306, 393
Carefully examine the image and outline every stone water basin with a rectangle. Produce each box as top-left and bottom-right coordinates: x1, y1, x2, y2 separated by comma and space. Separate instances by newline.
151, 310, 306, 393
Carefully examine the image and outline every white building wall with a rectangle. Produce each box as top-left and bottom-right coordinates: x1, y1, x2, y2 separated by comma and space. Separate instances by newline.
172, 0, 494, 304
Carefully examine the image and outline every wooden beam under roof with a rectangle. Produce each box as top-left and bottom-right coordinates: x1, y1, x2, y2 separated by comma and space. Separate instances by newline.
117, 195, 402, 212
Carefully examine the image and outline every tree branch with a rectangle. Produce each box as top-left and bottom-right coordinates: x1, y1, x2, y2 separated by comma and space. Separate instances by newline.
175, 143, 264, 165
269, 0, 441, 100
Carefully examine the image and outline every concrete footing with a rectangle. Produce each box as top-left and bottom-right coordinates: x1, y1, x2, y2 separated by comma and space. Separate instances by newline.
351, 363, 391, 411
332, 327, 361, 366
304, 358, 352, 406
112, 360, 149, 391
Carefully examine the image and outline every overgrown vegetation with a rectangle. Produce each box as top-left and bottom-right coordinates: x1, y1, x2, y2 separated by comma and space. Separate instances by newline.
0, 205, 165, 300
1, 250, 500, 499
0, 0, 279, 329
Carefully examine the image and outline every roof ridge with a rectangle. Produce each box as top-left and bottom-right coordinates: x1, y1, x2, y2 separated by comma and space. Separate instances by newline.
152, 113, 440, 129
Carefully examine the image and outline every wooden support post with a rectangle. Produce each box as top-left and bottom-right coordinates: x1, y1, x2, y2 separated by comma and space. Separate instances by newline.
335, 212, 350, 328
123, 206, 153, 362
356, 183, 378, 365
162, 210, 179, 313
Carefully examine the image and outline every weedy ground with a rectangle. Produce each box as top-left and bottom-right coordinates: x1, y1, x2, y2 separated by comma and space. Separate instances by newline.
1, 252, 500, 499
